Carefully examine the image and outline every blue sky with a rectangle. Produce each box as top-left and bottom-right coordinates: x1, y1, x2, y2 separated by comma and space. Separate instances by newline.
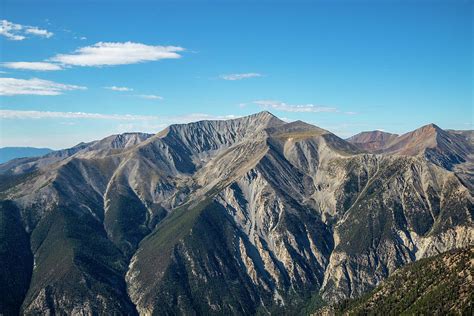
0, 0, 472, 149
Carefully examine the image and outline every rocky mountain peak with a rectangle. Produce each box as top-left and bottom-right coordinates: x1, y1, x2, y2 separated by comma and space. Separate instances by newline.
347, 130, 398, 143
148, 111, 285, 154
407, 123, 443, 139
266, 120, 328, 137
421, 122, 441, 131
347, 130, 399, 152
90, 132, 153, 150
164, 111, 284, 136
381, 123, 447, 156
249, 110, 280, 120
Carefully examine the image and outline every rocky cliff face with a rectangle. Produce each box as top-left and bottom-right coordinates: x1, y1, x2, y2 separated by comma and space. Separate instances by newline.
0, 111, 472, 315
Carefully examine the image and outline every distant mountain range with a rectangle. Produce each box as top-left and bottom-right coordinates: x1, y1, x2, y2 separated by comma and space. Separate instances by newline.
0, 147, 53, 164
347, 125, 472, 170
0, 112, 472, 315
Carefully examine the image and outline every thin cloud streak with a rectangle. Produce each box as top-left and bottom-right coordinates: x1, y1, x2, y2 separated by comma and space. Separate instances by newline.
0, 111, 241, 149
0, 110, 159, 121
3, 62, 63, 71
105, 86, 134, 92
0, 77, 86, 96
167, 113, 240, 123
0, 110, 239, 124
135, 94, 163, 100
25, 27, 53, 38
220, 73, 262, 80
253, 100, 338, 113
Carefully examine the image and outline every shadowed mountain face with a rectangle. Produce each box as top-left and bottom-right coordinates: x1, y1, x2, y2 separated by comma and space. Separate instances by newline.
0, 112, 472, 315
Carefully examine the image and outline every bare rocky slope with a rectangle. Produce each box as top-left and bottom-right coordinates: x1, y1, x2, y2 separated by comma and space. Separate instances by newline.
0, 111, 472, 315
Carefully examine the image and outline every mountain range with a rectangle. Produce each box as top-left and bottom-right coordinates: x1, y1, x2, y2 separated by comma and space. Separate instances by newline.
0, 111, 472, 315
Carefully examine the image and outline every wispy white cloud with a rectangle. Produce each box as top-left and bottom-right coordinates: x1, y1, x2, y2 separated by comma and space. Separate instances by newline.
50, 42, 184, 67
316, 122, 370, 138
0, 77, 86, 96
0, 110, 241, 148
105, 86, 133, 92
115, 122, 168, 134
24, 26, 53, 38
114, 113, 240, 133
0, 20, 24, 40
135, 94, 163, 100
0, 109, 240, 124
4, 42, 183, 71
2, 62, 63, 71
253, 100, 338, 113
0, 20, 53, 40
104, 88, 163, 99
220, 73, 262, 81
117, 113, 240, 133
0, 109, 158, 120
168, 113, 239, 123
